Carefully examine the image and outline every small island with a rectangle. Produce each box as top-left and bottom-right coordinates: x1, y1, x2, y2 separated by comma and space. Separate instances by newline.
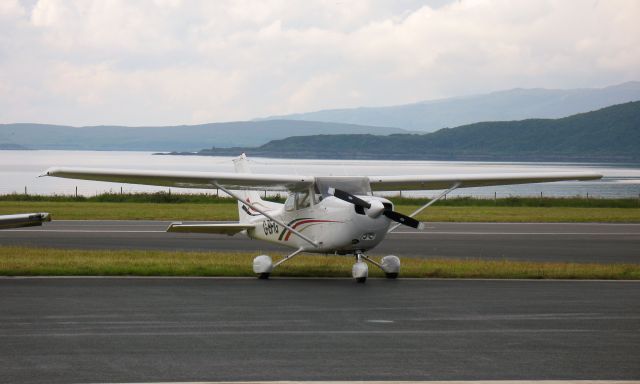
0, 143, 29, 150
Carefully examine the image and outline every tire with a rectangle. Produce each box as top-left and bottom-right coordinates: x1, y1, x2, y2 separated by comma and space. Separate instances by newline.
385, 273, 398, 279
355, 277, 367, 283
258, 273, 270, 280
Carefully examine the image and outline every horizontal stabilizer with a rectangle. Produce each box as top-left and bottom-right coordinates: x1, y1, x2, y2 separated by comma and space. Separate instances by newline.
167, 222, 254, 236
0, 213, 51, 230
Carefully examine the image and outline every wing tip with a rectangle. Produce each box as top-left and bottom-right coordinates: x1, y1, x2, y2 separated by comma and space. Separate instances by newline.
39, 168, 52, 177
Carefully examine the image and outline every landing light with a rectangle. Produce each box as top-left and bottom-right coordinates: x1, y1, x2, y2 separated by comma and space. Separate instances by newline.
361, 233, 376, 240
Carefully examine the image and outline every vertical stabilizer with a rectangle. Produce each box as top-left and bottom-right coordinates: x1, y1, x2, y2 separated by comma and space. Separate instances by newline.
232, 154, 267, 223
233, 153, 253, 174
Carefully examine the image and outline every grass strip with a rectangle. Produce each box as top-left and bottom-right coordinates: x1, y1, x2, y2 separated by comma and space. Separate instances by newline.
0, 201, 240, 221
2, 192, 639, 208
409, 206, 640, 223
1, 246, 638, 280
1, 201, 638, 222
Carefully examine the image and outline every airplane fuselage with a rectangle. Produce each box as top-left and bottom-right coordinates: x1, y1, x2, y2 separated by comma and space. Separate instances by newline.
246, 196, 393, 253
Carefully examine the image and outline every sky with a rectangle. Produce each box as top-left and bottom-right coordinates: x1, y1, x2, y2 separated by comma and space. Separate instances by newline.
1, 0, 639, 126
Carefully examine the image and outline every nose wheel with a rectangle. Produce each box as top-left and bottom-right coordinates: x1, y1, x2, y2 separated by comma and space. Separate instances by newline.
352, 252, 369, 283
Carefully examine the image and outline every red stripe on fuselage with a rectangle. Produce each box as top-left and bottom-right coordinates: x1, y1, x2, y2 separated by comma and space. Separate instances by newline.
283, 219, 340, 241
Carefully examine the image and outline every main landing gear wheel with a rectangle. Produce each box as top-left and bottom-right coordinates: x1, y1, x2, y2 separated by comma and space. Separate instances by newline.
253, 255, 273, 279
381, 255, 401, 279
253, 248, 305, 280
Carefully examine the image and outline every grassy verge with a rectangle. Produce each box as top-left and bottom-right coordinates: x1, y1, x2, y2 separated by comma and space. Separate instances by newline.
390, 195, 640, 208
0, 247, 638, 279
2, 192, 639, 208
409, 206, 640, 223
1, 200, 638, 222
0, 201, 239, 221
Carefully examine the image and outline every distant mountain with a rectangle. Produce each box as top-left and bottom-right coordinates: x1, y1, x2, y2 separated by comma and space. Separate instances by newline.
183, 101, 640, 162
0, 120, 405, 151
259, 81, 640, 132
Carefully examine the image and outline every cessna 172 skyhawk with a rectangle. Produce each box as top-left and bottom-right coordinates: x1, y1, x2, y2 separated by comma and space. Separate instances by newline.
44, 154, 601, 282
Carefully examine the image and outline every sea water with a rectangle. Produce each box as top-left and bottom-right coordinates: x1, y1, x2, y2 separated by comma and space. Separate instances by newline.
0, 150, 639, 198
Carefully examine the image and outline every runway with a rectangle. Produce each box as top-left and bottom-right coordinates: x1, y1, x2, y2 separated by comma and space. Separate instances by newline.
0, 277, 638, 383
2, 220, 640, 263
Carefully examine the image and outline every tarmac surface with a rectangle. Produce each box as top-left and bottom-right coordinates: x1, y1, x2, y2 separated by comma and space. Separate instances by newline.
2, 220, 640, 263
0, 277, 638, 383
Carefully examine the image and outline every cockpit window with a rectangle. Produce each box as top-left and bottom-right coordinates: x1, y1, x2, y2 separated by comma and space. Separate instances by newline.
296, 190, 311, 209
285, 190, 312, 211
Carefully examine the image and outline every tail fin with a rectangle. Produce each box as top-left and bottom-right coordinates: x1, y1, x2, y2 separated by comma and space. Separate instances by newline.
233, 154, 267, 223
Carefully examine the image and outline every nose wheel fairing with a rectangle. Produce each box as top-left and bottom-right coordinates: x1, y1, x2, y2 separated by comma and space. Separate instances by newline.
352, 253, 368, 283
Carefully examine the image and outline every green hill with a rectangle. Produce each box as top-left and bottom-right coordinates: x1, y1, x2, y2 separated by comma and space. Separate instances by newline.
190, 101, 640, 162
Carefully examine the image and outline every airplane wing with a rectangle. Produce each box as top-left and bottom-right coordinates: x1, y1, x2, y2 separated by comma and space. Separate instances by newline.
167, 222, 254, 235
42, 167, 314, 191
0, 213, 51, 230
368, 171, 602, 191
43, 167, 601, 192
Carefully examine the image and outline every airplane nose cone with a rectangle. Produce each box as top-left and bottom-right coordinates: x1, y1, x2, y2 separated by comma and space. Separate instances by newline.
366, 200, 385, 218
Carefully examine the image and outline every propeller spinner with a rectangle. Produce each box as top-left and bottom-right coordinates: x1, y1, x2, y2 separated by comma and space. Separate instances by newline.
328, 188, 424, 229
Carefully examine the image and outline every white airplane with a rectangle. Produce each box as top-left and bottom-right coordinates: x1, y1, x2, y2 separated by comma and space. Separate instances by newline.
43, 154, 601, 282
0, 213, 51, 230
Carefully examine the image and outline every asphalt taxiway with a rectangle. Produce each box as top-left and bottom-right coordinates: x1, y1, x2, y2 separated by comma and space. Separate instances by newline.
2, 220, 639, 263
0, 278, 638, 383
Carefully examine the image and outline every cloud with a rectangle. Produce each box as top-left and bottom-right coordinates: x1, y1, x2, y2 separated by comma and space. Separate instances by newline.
0, 0, 25, 19
0, 0, 639, 125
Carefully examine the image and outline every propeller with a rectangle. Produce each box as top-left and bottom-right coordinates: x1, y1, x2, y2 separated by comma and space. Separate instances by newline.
328, 188, 423, 229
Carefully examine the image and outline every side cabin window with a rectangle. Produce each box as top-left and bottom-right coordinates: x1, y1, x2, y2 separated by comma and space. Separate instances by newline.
296, 190, 311, 209
284, 193, 295, 211
285, 191, 312, 211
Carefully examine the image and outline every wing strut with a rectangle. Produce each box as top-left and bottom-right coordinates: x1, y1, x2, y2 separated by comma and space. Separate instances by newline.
214, 183, 319, 248
388, 182, 460, 233
273, 247, 305, 268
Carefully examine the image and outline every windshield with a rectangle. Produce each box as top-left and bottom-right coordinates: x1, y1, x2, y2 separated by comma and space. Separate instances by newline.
314, 177, 372, 198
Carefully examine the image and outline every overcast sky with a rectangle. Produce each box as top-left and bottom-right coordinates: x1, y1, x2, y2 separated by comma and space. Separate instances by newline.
1, 0, 639, 126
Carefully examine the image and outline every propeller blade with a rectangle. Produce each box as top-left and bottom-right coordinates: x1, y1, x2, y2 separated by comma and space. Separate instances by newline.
328, 187, 422, 229
383, 210, 423, 229
328, 188, 371, 209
